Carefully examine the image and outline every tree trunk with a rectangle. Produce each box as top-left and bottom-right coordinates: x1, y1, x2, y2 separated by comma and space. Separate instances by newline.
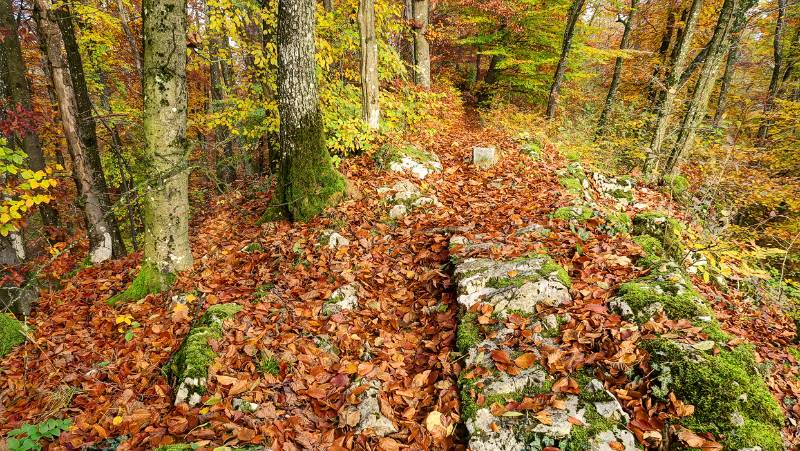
359, 0, 380, 129
546, 0, 587, 119
596, 0, 638, 136
645, 7, 677, 106
207, 5, 236, 186
661, 0, 753, 177
140, 0, 193, 277
53, 1, 126, 257
411, 0, 430, 88
323, 0, 332, 11
275, 0, 345, 221
712, 31, 741, 127
643, 0, 703, 176
757, 0, 787, 140
34, 0, 122, 263
116, 0, 142, 78
0, 0, 59, 226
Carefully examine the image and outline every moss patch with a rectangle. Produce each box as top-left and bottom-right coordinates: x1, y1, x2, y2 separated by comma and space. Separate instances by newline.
662, 174, 690, 201
642, 339, 783, 449
108, 262, 176, 305
553, 205, 593, 222
374, 143, 438, 169
559, 177, 583, 194
0, 313, 25, 357
457, 313, 482, 353
632, 212, 685, 261
615, 278, 710, 323
603, 211, 632, 235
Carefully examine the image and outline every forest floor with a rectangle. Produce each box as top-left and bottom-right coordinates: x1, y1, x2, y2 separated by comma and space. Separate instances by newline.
1, 102, 800, 450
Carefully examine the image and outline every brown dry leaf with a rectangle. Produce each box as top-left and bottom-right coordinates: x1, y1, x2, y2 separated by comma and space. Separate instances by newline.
216, 375, 238, 386
491, 349, 512, 365
534, 410, 553, 425
513, 352, 537, 369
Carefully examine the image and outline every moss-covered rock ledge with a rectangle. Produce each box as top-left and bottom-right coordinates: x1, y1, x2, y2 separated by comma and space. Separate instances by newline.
614, 212, 785, 449
0, 312, 25, 357
165, 303, 242, 406
451, 237, 638, 450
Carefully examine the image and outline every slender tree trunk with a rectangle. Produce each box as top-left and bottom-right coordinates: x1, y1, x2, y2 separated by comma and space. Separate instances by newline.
359, 0, 379, 129
116, 0, 142, 78
411, 0, 430, 88
757, 0, 787, 140
53, 1, 126, 257
712, 31, 741, 126
207, 6, 236, 186
643, 0, 703, 176
141, 0, 192, 275
275, 0, 345, 221
474, 47, 481, 83
323, 0, 332, 11
546, 0, 587, 119
34, 0, 122, 263
596, 0, 638, 136
645, 7, 677, 106
661, 0, 753, 177
0, 0, 59, 226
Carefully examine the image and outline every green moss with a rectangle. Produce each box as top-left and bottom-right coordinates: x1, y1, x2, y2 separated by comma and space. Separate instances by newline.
553, 205, 593, 222
642, 339, 783, 449
662, 174, 690, 201
541, 259, 572, 288
165, 303, 242, 393
615, 279, 710, 323
634, 234, 666, 259
701, 320, 731, 343
604, 212, 632, 235
108, 262, 176, 305
0, 313, 25, 357
155, 444, 197, 451
257, 354, 280, 376
789, 346, 800, 361
374, 143, 438, 169
458, 372, 479, 420
457, 313, 482, 353
559, 177, 583, 194
632, 212, 685, 261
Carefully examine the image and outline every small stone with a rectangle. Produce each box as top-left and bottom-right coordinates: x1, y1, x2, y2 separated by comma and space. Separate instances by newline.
390, 204, 407, 219
472, 146, 498, 169
327, 232, 350, 249
322, 283, 360, 316
412, 196, 438, 207
349, 380, 397, 437
542, 314, 559, 331
233, 398, 259, 413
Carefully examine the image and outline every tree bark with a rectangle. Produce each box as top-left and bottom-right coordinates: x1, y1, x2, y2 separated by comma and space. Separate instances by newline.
359, 0, 380, 129
661, 0, 753, 177
546, 0, 587, 119
596, 0, 638, 136
275, 0, 345, 221
757, 0, 787, 140
34, 0, 122, 263
712, 31, 741, 127
643, 0, 703, 176
645, 6, 677, 106
116, 0, 142, 78
0, 0, 59, 226
322, 0, 332, 11
53, 1, 126, 257
411, 0, 430, 88
141, 0, 193, 274
207, 5, 236, 185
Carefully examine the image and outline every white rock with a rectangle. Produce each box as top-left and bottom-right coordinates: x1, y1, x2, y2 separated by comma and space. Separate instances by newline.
322, 283, 360, 316
327, 232, 350, 249
531, 395, 585, 438
473, 146, 498, 169
590, 427, 639, 451
467, 408, 526, 451
352, 381, 397, 437
233, 398, 260, 412
412, 196, 439, 207
389, 204, 407, 219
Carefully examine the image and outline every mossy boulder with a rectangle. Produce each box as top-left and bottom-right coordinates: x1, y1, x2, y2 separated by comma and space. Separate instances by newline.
661, 174, 690, 202
165, 303, 242, 406
553, 205, 594, 222
108, 262, 176, 305
602, 211, 632, 235
0, 313, 25, 357
373, 143, 441, 179
632, 212, 685, 261
592, 173, 635, 202
557, 162, 588, 195
642, 339, 783, 450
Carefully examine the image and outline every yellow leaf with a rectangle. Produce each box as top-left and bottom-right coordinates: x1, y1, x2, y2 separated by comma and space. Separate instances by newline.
112, 416, 123, 426
115, 314, 133, 325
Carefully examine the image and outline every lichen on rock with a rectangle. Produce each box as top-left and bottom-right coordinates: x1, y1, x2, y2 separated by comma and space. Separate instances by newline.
165, 303, 242, 406
340, 380, 397, 437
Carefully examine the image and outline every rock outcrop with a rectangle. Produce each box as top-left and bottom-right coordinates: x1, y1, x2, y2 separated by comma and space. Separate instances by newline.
374, 143, 441, 180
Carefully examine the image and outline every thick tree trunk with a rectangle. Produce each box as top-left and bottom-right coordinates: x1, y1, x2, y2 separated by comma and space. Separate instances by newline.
359, 0, 379, 129
661, 0, 753, 177
53, 2, 126, 257
0, 0, 59, 226
34, 0, 122, 263
275, 0, 345, 221
757, 0, 787, 140
411, 0, 430, 88
643, 0, 703, 176
712, 31, 741, 127
140, 0, 193, 277
546, 0, 587, 119
116, 0, 142, 78
596, 0, 638, 136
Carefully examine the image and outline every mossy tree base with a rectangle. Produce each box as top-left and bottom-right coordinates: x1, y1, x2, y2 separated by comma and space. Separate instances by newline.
0, 313, 25, 357
107, 262, 176, 305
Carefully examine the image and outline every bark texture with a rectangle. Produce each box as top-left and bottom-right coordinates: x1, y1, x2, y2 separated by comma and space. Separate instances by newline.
275, 0, 345, 221
141, 0, 193, 276
712, 31, 741, 127
0, 0, 58, 226
359, 0, 379, 129
661, 0, 753, 177
757, 0, 787, 140
411, 0, 430, 88
34, 0, 121, 263
546, 0, 587, 119
208, 9, 235, 185
596, 0, 638, 135
643, 0, 703, 176
116, 0, 142, 78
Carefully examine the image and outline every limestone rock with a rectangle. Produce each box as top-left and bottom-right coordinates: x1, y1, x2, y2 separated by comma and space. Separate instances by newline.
322, 283, 360, 316
389, 204, 407, 219
323, 231, 350, 249
473, 146, 498, 169
592, 172, 635, 203
345, 380, 397, 437
589, 427, 639, 451
377, 144, 441, 180
0, 284, 37, 317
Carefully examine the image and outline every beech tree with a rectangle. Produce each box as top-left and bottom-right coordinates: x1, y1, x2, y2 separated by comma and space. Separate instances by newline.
412, 0, 431, 88
34, 0, 124, 263
359, 0, 380, 129
596, 0, 638, 135
208, 5, 236, 184
712, 30, 742, 127
109, 0, 193, 303
273, 0, 345, 221
546, 0, 587, 119
757, 0, 787, 140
